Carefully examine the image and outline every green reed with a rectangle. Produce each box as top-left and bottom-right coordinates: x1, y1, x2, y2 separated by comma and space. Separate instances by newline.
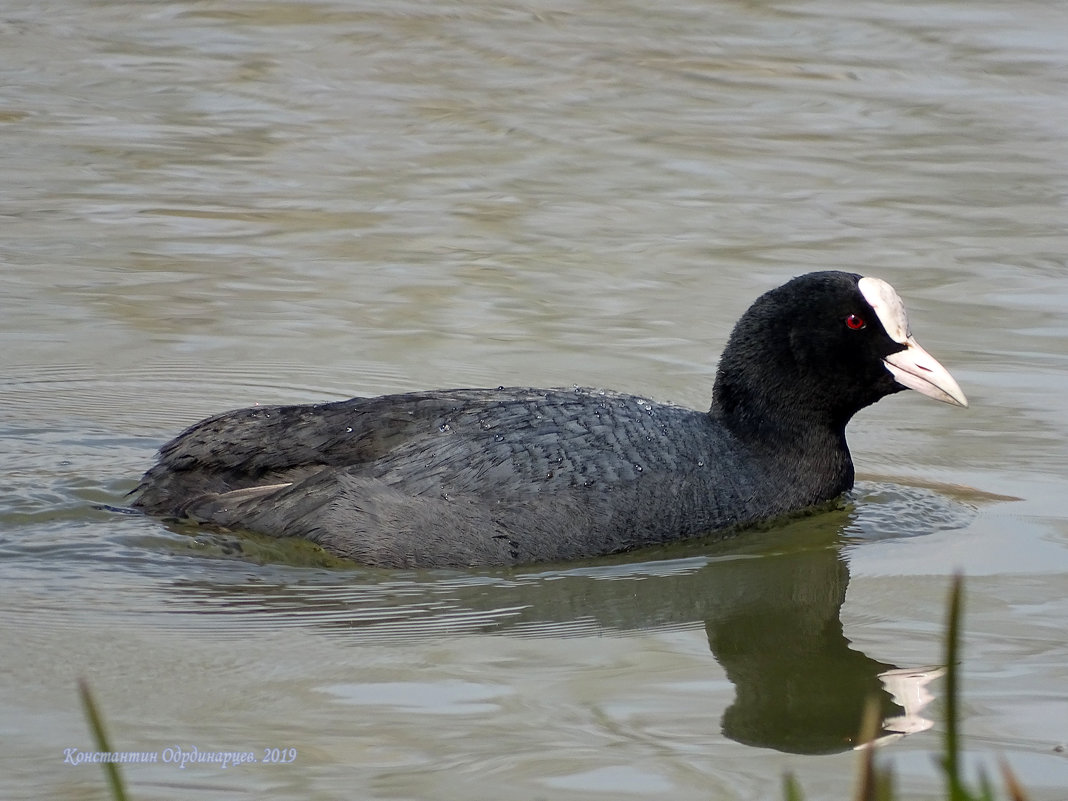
787, 574, 1028, 801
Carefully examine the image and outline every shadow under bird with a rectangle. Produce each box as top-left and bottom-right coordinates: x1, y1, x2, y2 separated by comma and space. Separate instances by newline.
132, 271, 967, 567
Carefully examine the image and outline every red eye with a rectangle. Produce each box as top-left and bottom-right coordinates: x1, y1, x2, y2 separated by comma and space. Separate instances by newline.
845, 314, 866, 330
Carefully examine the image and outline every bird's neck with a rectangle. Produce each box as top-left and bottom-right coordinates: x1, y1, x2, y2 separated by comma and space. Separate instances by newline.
708, 393, 856, 501
711, 379, 849, 441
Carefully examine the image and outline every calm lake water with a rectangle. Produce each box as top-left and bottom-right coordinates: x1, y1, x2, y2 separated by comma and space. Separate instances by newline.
3, 0, 1068, 798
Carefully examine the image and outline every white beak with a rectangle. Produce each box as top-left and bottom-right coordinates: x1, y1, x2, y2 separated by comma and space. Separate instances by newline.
883, 337, 968, 407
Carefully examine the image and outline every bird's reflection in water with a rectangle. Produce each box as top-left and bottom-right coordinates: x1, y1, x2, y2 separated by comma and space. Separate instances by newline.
695, 530, 939, 752
168, 502, 944, 755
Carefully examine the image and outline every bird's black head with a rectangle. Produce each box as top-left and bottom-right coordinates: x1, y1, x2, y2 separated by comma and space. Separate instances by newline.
711, 271, 966, 438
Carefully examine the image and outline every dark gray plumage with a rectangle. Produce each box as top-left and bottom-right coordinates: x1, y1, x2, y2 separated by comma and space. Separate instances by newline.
132, 271, 966, 567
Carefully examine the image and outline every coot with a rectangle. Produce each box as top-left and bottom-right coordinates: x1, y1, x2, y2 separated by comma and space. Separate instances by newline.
133, 271, 966, 567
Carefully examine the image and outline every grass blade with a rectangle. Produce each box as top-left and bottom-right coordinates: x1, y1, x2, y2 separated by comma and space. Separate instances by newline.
999, 758, 1029, 801
942, 573, 967, 800
77, 679, 129, 801
853, 696, 881, 801
782, 772, 805, 801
